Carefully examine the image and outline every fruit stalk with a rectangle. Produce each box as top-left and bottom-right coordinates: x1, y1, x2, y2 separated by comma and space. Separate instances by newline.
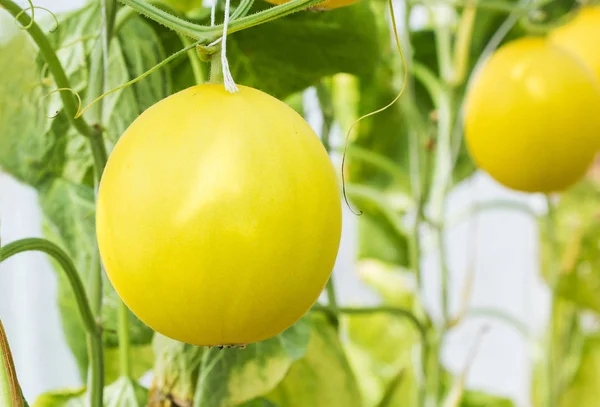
209, 49, 225, 85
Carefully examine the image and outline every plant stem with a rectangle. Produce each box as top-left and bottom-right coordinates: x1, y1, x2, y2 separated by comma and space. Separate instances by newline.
0, 238, 103, 407
450, 4, 476, 86
0, 320, 24, 407
414, 63, 453, 325
87, 332, 104, 406
98, 0, 134, 380
424, 332, 442, 407
464, 307, 531, 339
434, 20, 454, 84
316, 80, 341, 330
417, 5, 462, 402
545, 195, 559, 407
118, 301, 132, 378
118, 0, 323, 41
430, 97, 453, 326
324, 279, 340, 330
230, 0, 255, 20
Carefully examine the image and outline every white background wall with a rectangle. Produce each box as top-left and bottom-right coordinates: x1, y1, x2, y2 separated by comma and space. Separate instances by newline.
0, 1, 551, 405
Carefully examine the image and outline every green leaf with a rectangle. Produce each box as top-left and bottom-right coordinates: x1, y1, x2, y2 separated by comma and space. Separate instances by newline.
150, 319, 311, 407
345, 307, 419, 407
557, 335, 600, 407
33, 388, 86, 407
11, 0, 173, 379
239, 399, 280, 407
267, 316, 362, 407
104, 377, 148, 407
104, 344, 154, 386
356, 260, 416, 308
37, 2, 171, 186
39, 179, 97, 378
39, 178, 154, 380
33, 377, 148, 407
226, 1, 379, 99
460, 390, 515, 407
194, 319, 311, 407
540, 181, 600, 313
349, 185, 411, 267
147, 1, 379, 99
0, 29, 58, 187
343, 261, 419, 407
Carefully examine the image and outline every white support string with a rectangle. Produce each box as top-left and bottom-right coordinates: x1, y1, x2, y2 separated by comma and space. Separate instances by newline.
210, 0, 216, 26
221, 0, 239, 93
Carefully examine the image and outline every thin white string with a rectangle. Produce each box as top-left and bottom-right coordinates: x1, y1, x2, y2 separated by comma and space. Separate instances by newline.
210, 0, 216, 26
221, 0, 239, 93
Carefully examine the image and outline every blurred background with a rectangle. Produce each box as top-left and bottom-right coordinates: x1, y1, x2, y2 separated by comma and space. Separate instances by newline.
0, 0, 558, 406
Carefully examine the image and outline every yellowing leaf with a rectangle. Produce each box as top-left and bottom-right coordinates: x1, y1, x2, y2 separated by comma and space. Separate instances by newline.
267, 317, 362, 407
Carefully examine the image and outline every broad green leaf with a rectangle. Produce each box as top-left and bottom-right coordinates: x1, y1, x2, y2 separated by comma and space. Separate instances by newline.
344, 260, 419, 406
40, 2, 171, 186
346, 0, 424, 190
539, 181, 600, 313
147, 1, 379, 100
356, 260, 416, 308
531, 299, 584, 407
267, 317, 362, 407
40, 178, 154, 380
104, 377, 148, 407
0, 30, 56, 187
10, 0, 172, 380
350, 186, 410, 267
557, 335, 600, 407
6, 2, 172, 187
333, 0, 416, 268
149, 334, 203, 405
534, 183, 596, 407
104, 344, 154, 385
150, 319, 311, 407
228, 1, 379, 100
39, 179, 97, 378
33, 377, 147, 407
239, 399, 279, 407
33, 388, 86, 407
345, 312, 419, 407
460, 390, 514, 407
194, 319, 311, 407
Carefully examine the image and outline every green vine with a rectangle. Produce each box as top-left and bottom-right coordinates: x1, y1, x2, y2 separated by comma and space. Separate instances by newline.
0, 238, 103, 407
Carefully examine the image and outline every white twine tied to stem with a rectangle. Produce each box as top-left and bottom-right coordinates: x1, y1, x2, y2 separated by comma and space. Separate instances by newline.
210, 0, 239, 93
